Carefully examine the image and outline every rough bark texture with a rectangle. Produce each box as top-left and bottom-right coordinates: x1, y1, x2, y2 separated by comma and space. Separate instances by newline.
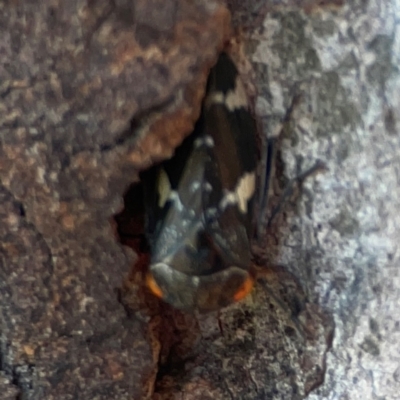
245, 1, 400, 399
0, 1, 231, 399
1, 0, 399, 399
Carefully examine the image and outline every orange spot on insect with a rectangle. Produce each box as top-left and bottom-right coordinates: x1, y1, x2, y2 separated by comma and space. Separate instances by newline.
233, 276, 254, 302
146, 273, 164, 299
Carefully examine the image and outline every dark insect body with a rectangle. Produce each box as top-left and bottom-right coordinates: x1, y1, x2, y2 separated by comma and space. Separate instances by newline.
140, 52, 265, 312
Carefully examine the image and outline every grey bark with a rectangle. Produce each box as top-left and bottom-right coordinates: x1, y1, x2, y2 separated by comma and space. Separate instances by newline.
245, 1, 400, 399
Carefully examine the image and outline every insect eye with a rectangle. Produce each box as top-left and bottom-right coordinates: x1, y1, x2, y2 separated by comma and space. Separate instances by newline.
146, 272, 164, 299
233, 275, 254, 302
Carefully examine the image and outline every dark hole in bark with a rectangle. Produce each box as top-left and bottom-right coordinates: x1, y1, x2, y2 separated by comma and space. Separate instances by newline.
114, 181, 148, 253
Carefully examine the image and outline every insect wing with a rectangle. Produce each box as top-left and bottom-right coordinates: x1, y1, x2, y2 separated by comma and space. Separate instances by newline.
141, 52, 261, 311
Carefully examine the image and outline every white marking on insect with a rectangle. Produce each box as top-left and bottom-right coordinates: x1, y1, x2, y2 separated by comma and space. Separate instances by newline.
204, 136, 214, 146
157, 168, 171, 208
169, 190, 184, 211
194, 135, 214, 148
225, 79, 248, 111
190, 181, 201, 192
207, 92, 224, 106
205, 207, 218, 218
219, 172, 255, 213
236, 172, 255, 213
191, 276, 200, 287
204, 182, 212, 192
206, 78, 248, 112
220, 191, 237, 210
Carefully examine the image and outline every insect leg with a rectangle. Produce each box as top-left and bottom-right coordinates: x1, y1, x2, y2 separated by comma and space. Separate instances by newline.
256, 135, 277, 239
267, 160, 327, 228
256, 94, 304, 239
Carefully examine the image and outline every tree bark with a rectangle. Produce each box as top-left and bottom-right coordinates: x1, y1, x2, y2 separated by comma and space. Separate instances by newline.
0, 0, 398, 399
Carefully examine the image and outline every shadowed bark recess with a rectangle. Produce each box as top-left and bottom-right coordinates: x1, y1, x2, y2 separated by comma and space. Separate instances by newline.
1, 0, 399, 399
